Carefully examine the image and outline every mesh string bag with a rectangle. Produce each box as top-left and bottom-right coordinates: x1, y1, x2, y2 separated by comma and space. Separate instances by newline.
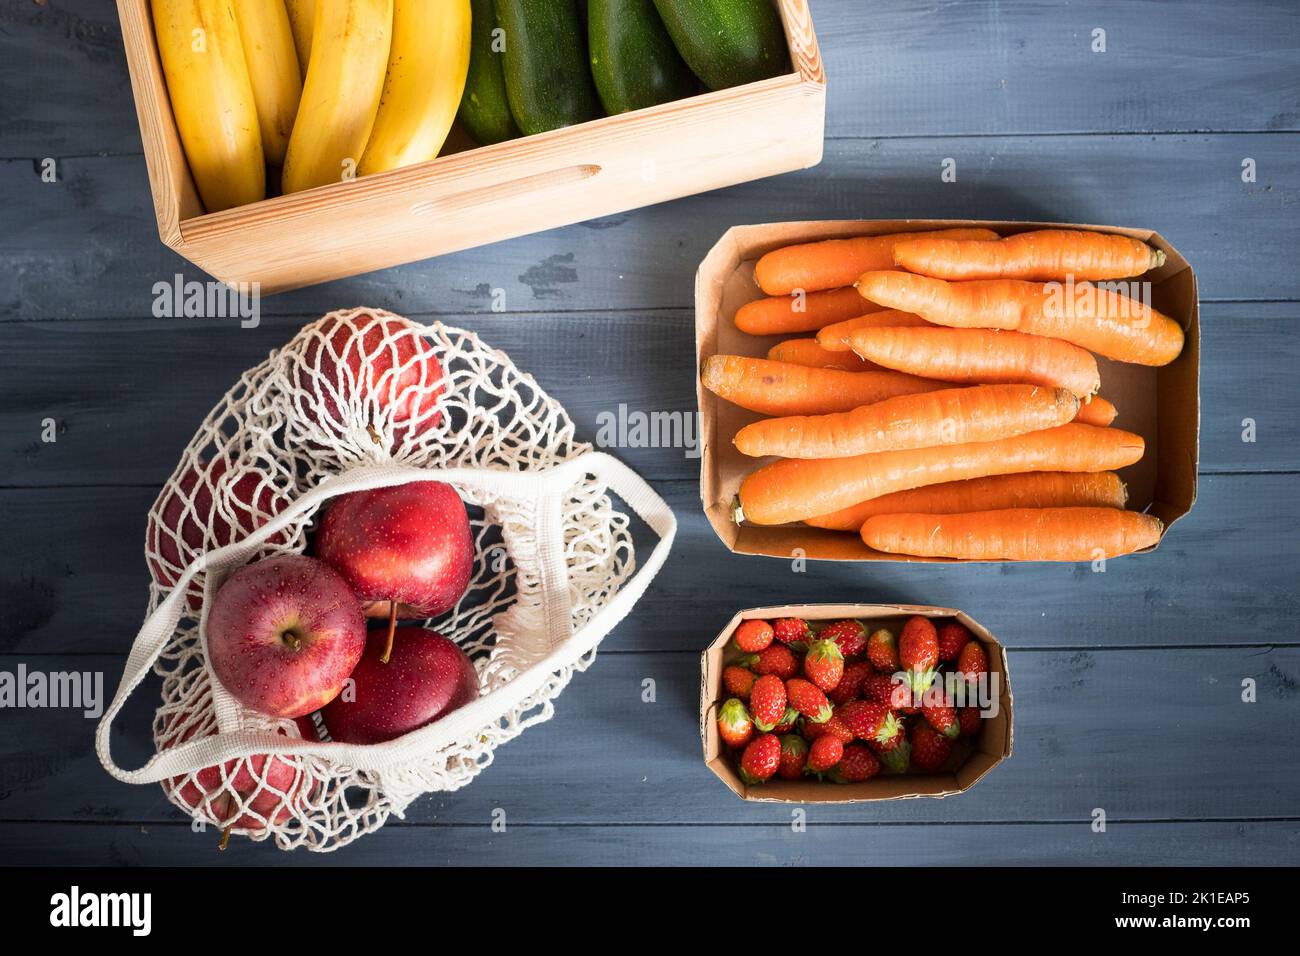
95, 309, 676, 852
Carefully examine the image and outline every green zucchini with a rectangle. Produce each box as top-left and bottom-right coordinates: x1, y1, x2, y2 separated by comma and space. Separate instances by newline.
493, 0, 601, 135
589, 0, 698, 115
652, 0, 792, 91
459, 0, 521, 145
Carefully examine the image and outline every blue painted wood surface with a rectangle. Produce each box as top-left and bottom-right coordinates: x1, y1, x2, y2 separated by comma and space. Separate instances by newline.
0, 0, 1297, 865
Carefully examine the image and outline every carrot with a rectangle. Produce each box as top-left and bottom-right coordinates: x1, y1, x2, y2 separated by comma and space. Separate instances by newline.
735, 423, 1144, 525
893, 229, 1165, 282
735, 287, 882, 336
1073, 396, 1117, 427
754, 228, 1000, 295
806, 472, 1128, 532
733, 384, 1078, 459
816, 309, 931, 352
701, 356, 944, 417
861, 507, 1163, 560
767, 338, 879, 372
850, 326, 1100, 399
856, 271, 1184, 366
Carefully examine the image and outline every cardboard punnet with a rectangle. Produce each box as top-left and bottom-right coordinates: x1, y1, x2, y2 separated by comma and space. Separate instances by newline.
694, 220, 1200, 561
701, 604, 1012, 802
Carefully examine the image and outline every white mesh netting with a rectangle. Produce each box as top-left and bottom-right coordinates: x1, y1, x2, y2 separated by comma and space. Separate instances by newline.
95, 308, 675, 852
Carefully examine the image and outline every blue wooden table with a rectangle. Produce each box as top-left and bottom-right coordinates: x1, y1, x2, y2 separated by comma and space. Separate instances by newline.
1, 0, 1297, 866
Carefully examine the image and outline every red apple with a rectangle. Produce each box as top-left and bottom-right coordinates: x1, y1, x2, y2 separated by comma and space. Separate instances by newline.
319, 626, 478, 744
146, 457, 288, 610
160, 711, 308, 850
206, 554, 366, 718
315, 480, 472, 662
290, 311, 443, 452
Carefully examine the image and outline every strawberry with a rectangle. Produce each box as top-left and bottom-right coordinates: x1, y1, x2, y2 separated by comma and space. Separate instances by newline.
899, 616, 939, 693
819, 619, 868, 660
739, 734, 781, 784
937, 621, 972, 662
734, 618, 774, 653
802, 713, 854, 744
828, 744, 880, 783
866, 627, 899, 673
955, 640, 989, 689
772, 617, 814, 650
869, 733, 911, 774
777, 735, 809, 780
836, 699, 902, 747
749, 674, 787, 731
910, 721, 955, 772
722, 665, 756, 698
717, 698, 754, 749
750, 643, 799, 680
859, 672, 895, 707
773, 706, 799, 734
802, 639, 844, 692
806, 734, 843, 773
785, 678, 833, 723
957, 706, 982, 737
830, 661, 873, 705
922, 700, 961, 739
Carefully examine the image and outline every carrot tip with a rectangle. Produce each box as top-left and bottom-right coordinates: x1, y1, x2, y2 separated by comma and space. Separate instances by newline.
731, 496, 746, 526
1153, 248, 1167, 269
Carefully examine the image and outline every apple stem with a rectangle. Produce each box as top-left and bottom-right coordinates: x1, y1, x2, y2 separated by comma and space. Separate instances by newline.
381, 604, 397, 664
219, 824, 232, 851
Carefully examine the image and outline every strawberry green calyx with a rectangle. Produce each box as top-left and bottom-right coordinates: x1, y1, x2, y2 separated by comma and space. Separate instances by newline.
807, 639, 843, 666
905, 666, 937, 695
872, 710, 903, 747
719, 697, 750, 728
773, 706, 800, 733
879, 739, 911, 774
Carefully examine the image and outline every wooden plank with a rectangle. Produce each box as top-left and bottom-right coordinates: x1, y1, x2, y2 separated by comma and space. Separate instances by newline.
0, 0, 139, 157
2, 647, 1298, 830
5, 133, 1299, 320
1, 473, 1296, 656
3, 1, 1298, 159
2, 819, 1295, 866
0, 303, 1295, 488
0, 311, 699, 488
817, 0, 1300, 138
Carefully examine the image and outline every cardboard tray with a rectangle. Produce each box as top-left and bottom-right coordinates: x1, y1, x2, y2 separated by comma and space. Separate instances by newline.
695, 219, 1200, 561
701, 604, 1013, 803
115, 0, 826, 294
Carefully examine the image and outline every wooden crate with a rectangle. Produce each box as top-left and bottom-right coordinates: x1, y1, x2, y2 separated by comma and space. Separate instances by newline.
117, 0, 826, 294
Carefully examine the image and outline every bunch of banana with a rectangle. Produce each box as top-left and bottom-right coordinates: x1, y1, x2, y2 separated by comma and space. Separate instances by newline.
152, 0, 472, 212
285, 0, 472, 191
151, 0, 270, 212
359, 0, 472, 176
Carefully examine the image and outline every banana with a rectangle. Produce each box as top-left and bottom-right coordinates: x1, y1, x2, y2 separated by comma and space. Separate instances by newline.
230, 0, 302, 165
281, 0, 393, 194
284, 0, 316, 77
358, 0, 472, 175
151, 0, 265, 213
